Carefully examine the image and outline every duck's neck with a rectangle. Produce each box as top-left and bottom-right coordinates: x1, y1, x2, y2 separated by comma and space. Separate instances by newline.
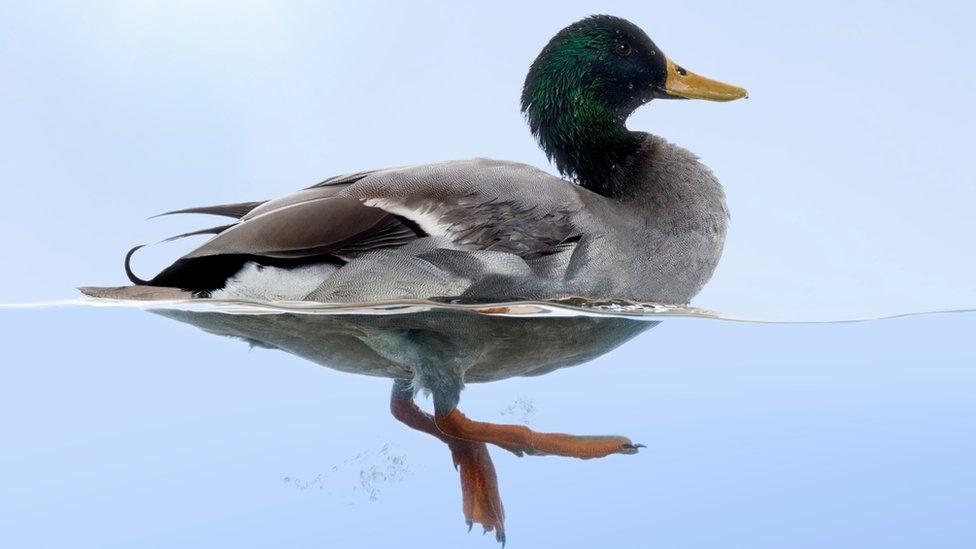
528, 103, 645, 198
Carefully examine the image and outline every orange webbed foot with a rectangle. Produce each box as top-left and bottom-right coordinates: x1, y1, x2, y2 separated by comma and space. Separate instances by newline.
448, 439, 505, 545
435, 409, 643, 459
390, 388, 507, 544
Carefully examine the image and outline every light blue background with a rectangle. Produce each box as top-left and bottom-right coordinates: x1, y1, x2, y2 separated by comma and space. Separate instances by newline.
1, 2, 974, 548
1, 1, 974, 319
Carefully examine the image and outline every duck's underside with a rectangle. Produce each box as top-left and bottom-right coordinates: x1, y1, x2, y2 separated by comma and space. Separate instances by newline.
136, 305, 654, 544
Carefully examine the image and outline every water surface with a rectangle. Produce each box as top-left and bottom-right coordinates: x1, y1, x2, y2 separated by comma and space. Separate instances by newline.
1, 300, 973, 548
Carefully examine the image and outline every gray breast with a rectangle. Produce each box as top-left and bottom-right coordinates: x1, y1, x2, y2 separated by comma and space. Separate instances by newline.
559, 135, 729, 304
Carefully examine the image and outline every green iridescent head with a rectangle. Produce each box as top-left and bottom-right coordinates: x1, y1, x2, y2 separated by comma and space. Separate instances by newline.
521, 15, 747, 192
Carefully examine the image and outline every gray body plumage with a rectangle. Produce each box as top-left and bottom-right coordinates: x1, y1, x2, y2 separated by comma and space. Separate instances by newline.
170, 134, 728, 304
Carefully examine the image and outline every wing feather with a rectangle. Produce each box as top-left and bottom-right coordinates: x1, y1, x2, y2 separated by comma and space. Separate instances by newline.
159, 159, 585, 269
184, 196, 413, 259
151, 201, 266, 219
341, 159, 585, 258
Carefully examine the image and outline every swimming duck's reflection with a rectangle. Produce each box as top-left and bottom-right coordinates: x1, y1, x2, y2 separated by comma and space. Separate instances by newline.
154, 308, 655, 544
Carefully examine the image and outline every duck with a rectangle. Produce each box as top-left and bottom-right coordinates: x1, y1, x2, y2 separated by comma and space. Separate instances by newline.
82, 14, 746, 305
81, 15, 748, 544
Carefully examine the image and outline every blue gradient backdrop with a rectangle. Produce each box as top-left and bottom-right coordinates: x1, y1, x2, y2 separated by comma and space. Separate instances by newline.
1, 2, 974, 548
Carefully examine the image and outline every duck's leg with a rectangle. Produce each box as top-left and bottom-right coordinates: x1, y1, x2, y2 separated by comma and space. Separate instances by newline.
431, 398, 643, 459
390, 380, 505, 545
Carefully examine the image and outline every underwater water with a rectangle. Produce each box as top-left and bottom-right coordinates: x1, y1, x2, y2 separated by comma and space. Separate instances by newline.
0, 299, 973, 548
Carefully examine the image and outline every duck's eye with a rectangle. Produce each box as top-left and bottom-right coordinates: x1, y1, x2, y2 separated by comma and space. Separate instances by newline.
613, 41, 633, 57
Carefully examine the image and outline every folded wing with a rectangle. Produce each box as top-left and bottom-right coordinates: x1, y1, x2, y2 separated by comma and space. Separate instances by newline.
140, 159, 586, 293
182, 159, 583, 260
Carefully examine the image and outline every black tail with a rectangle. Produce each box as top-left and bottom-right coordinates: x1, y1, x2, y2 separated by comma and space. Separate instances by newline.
124, 245, 150, 285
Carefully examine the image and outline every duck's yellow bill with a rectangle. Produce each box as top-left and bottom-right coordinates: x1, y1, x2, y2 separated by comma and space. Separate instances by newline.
664, 58, 748, 101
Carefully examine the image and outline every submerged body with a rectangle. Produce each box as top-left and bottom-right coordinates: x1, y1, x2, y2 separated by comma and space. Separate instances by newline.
154, 308, 654, 389
151, 304, 655, 545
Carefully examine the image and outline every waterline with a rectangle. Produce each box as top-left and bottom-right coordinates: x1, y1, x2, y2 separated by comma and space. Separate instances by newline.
0, 297, 974, 324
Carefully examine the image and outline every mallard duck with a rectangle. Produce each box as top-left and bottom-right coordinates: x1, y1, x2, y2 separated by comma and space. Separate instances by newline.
81, 14, 746, 544
84, 14, 745, 305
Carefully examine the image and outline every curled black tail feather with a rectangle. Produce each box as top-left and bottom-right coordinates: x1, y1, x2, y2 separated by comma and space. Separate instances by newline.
125, 245, 150, 285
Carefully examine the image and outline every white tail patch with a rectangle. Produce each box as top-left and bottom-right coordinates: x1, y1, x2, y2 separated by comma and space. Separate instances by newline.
210, 262, 338, 301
